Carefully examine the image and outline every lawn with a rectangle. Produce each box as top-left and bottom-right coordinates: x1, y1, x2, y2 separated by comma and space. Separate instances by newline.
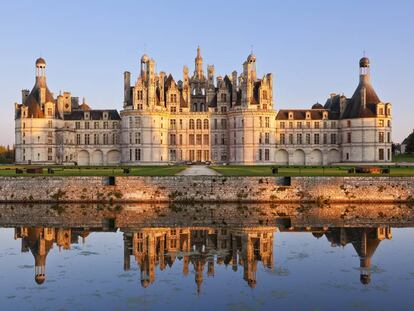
394, 154, 414, 163
211, 165, 414, 177
0, 165, 187, 177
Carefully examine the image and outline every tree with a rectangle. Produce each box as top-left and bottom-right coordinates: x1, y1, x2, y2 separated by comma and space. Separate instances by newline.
405, 132, 414, 153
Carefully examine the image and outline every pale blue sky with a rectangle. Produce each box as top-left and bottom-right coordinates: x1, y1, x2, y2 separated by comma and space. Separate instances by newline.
1, 0, 413, 145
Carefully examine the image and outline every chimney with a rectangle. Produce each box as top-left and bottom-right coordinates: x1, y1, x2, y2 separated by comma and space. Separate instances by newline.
21, 89, 30, 104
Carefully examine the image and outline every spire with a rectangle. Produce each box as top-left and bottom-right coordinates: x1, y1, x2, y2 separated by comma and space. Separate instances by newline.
194, 46, 203, 79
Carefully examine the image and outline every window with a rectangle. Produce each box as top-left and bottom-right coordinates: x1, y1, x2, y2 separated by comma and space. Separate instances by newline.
75, 122, 80, 129
387, 148, 391, 161
170, 119, 176, 129
112, 133, 117, 144
214, 119, 218, 130
323, 133, 327, 144
259, 149, 263, 161
94, 133, 99, 145
196, 134, 202, 145
203, 119, 209, 129
331, 122, 336, 129
314, 133, 320, 144
103, 122, 108, 129
112, 122, 118, 129
221, 119, 227, 129
297, 122, 302, 129
306, 122, 311, 129
94, 122, 99, 129
47, 108, 53, 116
387, 132, 391, 143
137, 90, 143, 100
170, 134, 176, 145
76, 134, 81, 145
379, 148, 384, 160
289, 134, 293, 144
48, 120, 53, 128
103, 133, 108, 144
203, 134, 209, 145
204, 150, 209, 161
280, 133, 285, 144
84, 134, 90, 145
280, 122, 285, 129
170, 93, 177, 103
135, 132, 141, 144
347, 132, 351, 143
220, 106, 227, 112
170, 106, 176, 113
265, 117, 270, 128
189, 134, 195, 145
379, 108, 384, 115
262, 90, 268, 100
196, 119, 202, 129
314, 122, 319, 129
306, 133, 311, 144
214, 134, 218, 145
331, 133, 337, 144
347, 120, 351, 127
265, 133, 270, 144
289, 122, 293, 129
379, 120, 384, 127
179, 119, 183, 129
169, 149, 176, 161
221, 134, 226, 145
221, 93, 227, 102
297, 133, 302, 144
379, 132, 384, 143
189, 119, 195, 130
259, 133, 262, 144
265, 149, 270, 161
135, 149, 141, 161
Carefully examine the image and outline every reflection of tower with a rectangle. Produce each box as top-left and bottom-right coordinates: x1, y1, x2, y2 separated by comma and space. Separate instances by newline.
193, 257, 205, 295
324, 227, 392, 285
242, 235, 257, 288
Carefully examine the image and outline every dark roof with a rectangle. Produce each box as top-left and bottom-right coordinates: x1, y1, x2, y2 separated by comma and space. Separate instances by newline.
36, 57, 46, 66
79, 103, 90, 111
209, 93, 217, 108
63, 109, 121, 120
276, 109, 331, 120
312, 103, 324, 109
342, 75, 381, 119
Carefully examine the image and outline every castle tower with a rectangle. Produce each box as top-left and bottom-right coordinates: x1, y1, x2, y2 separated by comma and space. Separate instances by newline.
194, 46, 204, 79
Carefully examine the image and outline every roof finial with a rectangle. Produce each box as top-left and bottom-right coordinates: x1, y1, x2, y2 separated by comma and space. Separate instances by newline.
250, 44, 254, 54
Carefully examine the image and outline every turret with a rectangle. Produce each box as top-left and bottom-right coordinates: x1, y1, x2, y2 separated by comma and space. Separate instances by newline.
123, 71, 131, 107
194, 46, 204, 79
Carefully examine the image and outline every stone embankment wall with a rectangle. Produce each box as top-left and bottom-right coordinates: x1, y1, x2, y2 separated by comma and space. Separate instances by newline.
0, 176, 413, 203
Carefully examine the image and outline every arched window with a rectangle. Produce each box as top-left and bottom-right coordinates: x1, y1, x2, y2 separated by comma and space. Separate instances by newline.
196, 119, 202, 129
189, 119, 195, 130
203, 119, 209, 129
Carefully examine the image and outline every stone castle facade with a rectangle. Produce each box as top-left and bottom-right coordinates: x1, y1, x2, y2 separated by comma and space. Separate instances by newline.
14, 48, 392, 165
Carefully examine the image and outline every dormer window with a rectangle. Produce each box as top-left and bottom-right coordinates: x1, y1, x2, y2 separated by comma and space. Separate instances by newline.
323, 112, 328, 119
288, 112, 293, 120
306, 112, 311, 119
103, 112, 108, 120
85, 112, 90, 120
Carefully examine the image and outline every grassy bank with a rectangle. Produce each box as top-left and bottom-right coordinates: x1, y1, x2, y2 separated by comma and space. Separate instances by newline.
0, 165, 187, 177
394, 154, 414, 163
211, 165, 414, 177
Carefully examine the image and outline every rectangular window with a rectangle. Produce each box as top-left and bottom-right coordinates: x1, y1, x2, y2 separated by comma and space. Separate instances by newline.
179, 134, 183, 145
103, 122, 108, 129
306, 122, 311, 129
314, 133, 320, 144
75, 122, 80, 129
94, 122, 99, 129
323, 133, 327, 144
289, 122, 293, 129
387, 132, 391, 143
170, 119, 176, 129
259, 149, 263, 161
297, 133, 302, 144
170, 134, 176, 145
379, 132, 384, 143
135, 148, 141, 161
265, 117, 270, 128
297, 122, 302, 129
84, 134, 90, 145
379, 148, 384, 160
265, 133, 270, 144
289, 134, 293, 144
76, 134, 81, 145
306, 133, 311, 144
85, 122, 90, 129
196, 134, 202, 145
347, 132, 351, 143
135, 132, 141, 144
203, 134, 209, 145
280, 134, 285, 144
280, 122, 285, 129
221, 119, 227, 129
314, 122, 319, 129
265, 149, 270, 161
204, 150, 209, 161
189, 134, 195, 145
331, 133, 337, 144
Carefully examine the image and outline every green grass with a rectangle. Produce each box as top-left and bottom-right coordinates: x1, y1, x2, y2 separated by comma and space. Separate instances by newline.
211, 165, 414, 177
394, 154, 414, 163
0, 165, 187, 177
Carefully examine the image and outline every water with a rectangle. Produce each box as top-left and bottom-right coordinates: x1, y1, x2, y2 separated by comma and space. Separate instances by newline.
0, 203, 413, 310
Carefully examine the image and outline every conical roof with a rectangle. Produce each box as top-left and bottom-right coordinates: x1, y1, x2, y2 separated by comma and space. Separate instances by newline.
23, 77, 55, 118
342, 75, 381, 119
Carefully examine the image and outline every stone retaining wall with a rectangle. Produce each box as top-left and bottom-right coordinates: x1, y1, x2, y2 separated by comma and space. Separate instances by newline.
0, 176, 413, 203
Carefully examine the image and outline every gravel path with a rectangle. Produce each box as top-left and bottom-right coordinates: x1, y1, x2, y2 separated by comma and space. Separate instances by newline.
177, 165, 221, 176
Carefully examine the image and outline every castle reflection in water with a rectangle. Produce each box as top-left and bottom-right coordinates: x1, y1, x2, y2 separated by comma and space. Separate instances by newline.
13, 223, 392, 291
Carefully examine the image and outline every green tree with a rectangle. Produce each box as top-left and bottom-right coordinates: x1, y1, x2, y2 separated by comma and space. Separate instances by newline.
405, 133, 414, 153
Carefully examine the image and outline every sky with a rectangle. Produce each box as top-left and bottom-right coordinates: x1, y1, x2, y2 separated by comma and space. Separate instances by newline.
0, 0, 413, 145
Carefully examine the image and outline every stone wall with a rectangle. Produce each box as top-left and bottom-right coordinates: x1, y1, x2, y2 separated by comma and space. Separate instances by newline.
0, 176, 413, 203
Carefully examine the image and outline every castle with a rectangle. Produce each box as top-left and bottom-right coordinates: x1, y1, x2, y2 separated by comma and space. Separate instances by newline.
14, 48, 392, 165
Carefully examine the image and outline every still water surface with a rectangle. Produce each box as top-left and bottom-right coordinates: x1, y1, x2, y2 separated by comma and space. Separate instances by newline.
0, 203, 413, 310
